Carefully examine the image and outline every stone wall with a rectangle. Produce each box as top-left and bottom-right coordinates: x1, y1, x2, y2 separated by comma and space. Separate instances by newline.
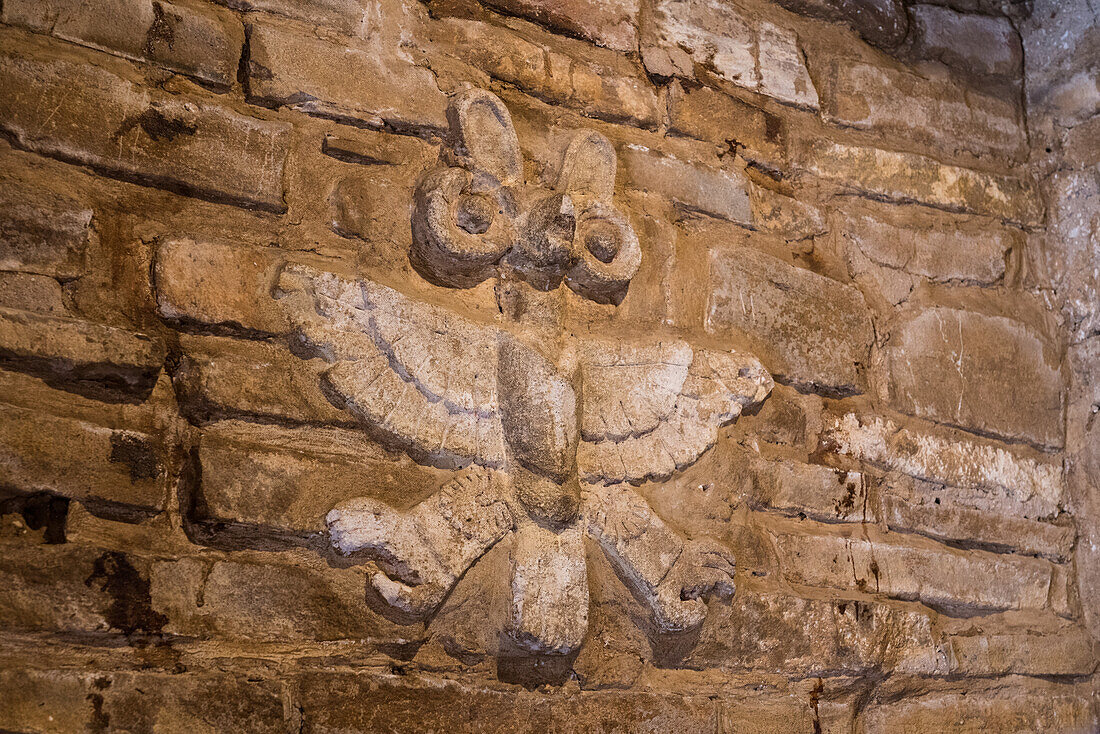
0, 0, 1097, 730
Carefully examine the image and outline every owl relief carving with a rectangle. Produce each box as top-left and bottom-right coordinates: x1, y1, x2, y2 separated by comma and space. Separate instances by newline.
275, 89, 773, 655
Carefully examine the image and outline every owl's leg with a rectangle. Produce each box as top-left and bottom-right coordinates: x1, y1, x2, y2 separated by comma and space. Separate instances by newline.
507, 521, 589, 654
585, 485, 735, 633
327, 467, 514, 619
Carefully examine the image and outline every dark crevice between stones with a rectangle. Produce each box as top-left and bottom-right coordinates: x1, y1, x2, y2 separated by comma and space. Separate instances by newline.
0, 352, 162, 404
0, 490, 70, 544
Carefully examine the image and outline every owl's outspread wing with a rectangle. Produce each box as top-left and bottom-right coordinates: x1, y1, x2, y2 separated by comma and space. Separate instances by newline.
576, 340, 773, 484
275, 263, 506, 470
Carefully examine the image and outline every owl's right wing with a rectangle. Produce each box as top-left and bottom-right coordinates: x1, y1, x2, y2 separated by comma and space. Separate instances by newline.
275, 263, 506, 469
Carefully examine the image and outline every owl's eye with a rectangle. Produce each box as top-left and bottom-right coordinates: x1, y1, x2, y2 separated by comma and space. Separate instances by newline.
455, 193, 496, 235
583, 219, 620, 264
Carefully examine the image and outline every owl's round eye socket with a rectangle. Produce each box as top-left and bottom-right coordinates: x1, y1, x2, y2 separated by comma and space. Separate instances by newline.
455, 193, 496, 235
583, 220, 620, 264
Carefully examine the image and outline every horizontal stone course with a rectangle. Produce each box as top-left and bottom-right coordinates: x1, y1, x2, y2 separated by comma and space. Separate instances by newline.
480, 0, 639, 52
909, 4, 1022, 79
2, 0, 243, 87
619, 147, 753, 223
705, 246, 873, 394
775, 529, 1055, 614
0, 39, 290, 212
0, 183, 91, 280
246, 15, 447, 132
880, 307, 1064, 449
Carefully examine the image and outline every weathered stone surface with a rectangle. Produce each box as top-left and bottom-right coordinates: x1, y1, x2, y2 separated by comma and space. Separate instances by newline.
0, 272, 66, 314
434, 18, 659, 128
247, 16, 447, 131
0, 183, 91, 279
838, 205, 1020, 285
0, 404, 167, 512
882, 493, 1075, 560
944, 619, 1099, 676
667, 82, 786, 166
0, 307, 164, 398
175, 334, 349, 424
859, 682, 1099, 733
706, 245, 873, 394
775, 0, 908, 48
775, 529, 1055, 613
642, 0, 819, 109
0, 536, 165, 634
823, 413, 1065, 518
910, 4, 1022, 78
620, 147, 753, 223
689, 589, 945, 675
296, 671, 720, 732
880, 307, 1063, 448
749, 455, 871, 524
0, 667, 287, 734
820, 60, 1026, 161
481, 0, 638, 52
154, 238, 290, 333
0, 40, 290, 212
2, 0, 243, 87
196, 420, 443, 532
151, 555, 412, 642
804, 140, 1041, 224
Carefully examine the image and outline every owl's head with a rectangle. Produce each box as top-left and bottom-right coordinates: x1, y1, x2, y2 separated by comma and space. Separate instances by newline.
411, 89, 641, 304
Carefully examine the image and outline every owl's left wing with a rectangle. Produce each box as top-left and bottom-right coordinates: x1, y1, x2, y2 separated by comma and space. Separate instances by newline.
576, 339, 772, 484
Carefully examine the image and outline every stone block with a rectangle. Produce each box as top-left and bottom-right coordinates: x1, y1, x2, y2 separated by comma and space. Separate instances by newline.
774, 0, 907, 48
434, 18, 659, 128
820, 60, 1025, 162
945, 620, 1099, 676
0, 536, 164, 634
620, 147, 753, 223
151, 555, 412, 641
0, 404, 168, 513
246, 15, 447, 132
2, 0, 243, 87
196, 420, 444, 532
705, 246, 873, 394
153, 238, 290, 334
215, 0, 367, 36
910, 4, 1022, 78
0, 39, 291, 212
643, 0, 819, 109
0, 667, 287, 734
838, 205, 1020, 285
295, 671, 720, 732
175, 334, 349, 424
775, 530, 1054, 613
0, 183, 91, 279
688, 590, 944, 675
804, 140, 1041, 225
859, 683, 1098, 733
0, 307, 164, 399
0, 272, 66, 314
750, 456, 871, 524
480, 0, 639, 52
822, 413, 1064, 518
880, 307, 1063, 449
667, 83, 786, 167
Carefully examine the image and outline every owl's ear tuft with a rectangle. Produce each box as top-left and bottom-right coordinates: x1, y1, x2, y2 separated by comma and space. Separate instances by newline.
450, 89, 523, 187
557, 130, 617, 201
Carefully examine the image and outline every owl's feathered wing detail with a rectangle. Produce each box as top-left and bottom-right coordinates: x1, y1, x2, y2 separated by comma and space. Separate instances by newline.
576, 340, 774, 485
275, 263, 506, 471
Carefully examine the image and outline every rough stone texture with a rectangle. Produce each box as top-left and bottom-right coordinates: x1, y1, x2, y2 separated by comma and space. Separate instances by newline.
878, 307, 1064, 449
706, 245, 873, 394
2, 0, 244, 87
908, 4, 1022, 79
0, 0, 1098, 728
0, 37, 291, 212
247, 15, 448, 132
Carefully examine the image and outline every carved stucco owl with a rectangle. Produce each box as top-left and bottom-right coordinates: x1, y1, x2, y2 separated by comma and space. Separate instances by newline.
274, 89, 773, 656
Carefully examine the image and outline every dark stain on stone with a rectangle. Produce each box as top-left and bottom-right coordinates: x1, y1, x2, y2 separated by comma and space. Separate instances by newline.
764, 112, 784, 144
115, 109, 198, 144
143, 1, 181, 57
2, 492, 69, 543
109, 433, 161, 483
809, 678, 823, 734
85, 551, 168, 636
87, 691, 110, 734
833, 473, 859, 518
